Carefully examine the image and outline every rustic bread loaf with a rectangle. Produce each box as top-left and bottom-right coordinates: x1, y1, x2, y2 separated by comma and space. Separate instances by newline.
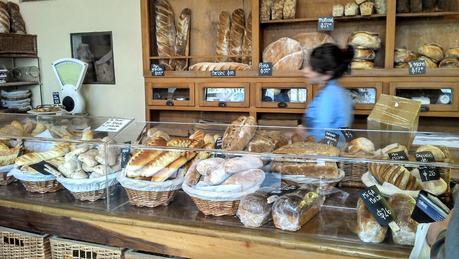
263, 37, 302, 64
439, 58, 459, 68
369, 164, 421, 190
446, 47, 459, 58
418, 43, 444, 63
0, 1, 10, 33
411, 168, 447, 196
242, 12, 252, 65
345, 2, 359, 16
273, 51, 303, 71
333, 4, 344, 17
283, 0, 297, 19
229, 9, 245, 62
360, 1, 375, 16
354, 48, 376, 61
356, 198, 388, 243
272, 190, 319, 231
418, 56, 438, 68
237, 191, 272, 227
155, 0, 176, 70
222, 116, 257, 151
216, 11, 231, 62
394, 48, 418, 64
260, 0, 272, 21
388, 194, 417, 246
348, 31, 381, 49
271, 0, 285, 20
7, 2, 26, 34
346, 137, 375, 155
174, 8, 191, 71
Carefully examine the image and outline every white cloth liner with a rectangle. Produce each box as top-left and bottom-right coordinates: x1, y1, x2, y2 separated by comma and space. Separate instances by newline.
0, 164, 14, 174
409, 223, 431, 259
57, 172, 118, 193
117, 169, 184, 192
8, 167, 56, 182
182, 172, 265, 202
361, 171, 420, 198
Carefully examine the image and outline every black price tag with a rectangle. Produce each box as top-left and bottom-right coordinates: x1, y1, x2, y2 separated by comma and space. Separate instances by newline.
151, 64, 165, 76
324, 131, 339, 147
388, 151, 409, 161
258, 62, 273, 76
211, 70, 236, 77
408, 60, 427, 75
52, 92, 60, 105
340, 127, 355, 142
29, 161, 57, 175
318, 16, 334, 32
359, 186, 395, 227
120, 147, 131, 169
213, 136, 225, 158
419, 166, 440, 182
415, 151, 436, 163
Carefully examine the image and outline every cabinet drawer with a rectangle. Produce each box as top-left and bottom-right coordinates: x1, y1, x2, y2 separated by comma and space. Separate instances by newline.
389, 82, 458, 112
197, 83, 250, 108
255, 83, 312, 109
146, 83, 194, 107
342, 82, 383, 110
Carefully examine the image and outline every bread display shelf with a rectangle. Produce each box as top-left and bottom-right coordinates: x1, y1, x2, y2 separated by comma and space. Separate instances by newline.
396, 11, 459, 18
0, 81, 39, 87
149, 55, 252, 60
260, 14, 387, 24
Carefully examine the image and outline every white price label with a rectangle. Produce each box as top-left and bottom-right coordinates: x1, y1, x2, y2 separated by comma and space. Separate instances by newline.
95, 118, 132, 133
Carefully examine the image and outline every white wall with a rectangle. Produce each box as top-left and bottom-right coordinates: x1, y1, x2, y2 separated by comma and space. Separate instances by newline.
15, 0, 145, 120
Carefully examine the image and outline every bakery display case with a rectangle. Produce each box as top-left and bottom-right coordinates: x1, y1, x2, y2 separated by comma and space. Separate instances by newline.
255, 82, 312, 109
197, 82, 250, 108
146, 82, 195, 107
341, 81, 383, 110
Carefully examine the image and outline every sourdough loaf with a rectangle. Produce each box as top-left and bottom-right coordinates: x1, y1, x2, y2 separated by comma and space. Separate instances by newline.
348, 31, 381, 49
418, 43, 444, 63
222, 116, 257, 151
356, 198, 388, 243
273, 51, 303, 71
263, 37, 302, 64
388, 194, 417, 246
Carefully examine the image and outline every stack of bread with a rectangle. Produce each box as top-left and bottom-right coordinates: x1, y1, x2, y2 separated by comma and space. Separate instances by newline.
333, 0, 385, 17
348, 31, 381, 69
394, 48, 418, 68
260, 0, 298, 21
395, 44, 459, 69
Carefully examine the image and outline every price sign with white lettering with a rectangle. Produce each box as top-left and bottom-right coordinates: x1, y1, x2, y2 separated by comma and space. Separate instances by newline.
318, 17, 334, 31
95, 118, 132, 133
213, 136, 225, 158
408, 60, 426, 75
340, 127, 355, 142
323, 131, 339, 147
52, 92, 60, 105
211, 70, 236, 77
258, 62, 273, 76
120, 146, 131, 169
359, 185, 395, 226
151, 64, 165, 76
388, 151, 409, 161
415, 151, 440, 182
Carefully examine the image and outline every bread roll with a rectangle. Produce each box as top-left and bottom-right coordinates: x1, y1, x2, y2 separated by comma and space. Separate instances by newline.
351, 60, 375, 70
0, 2, 10, 33
360, 1, 375, 16
439, 58, 459, 68
446, 47, 459, 58
229, 9, 245, 62
418, 56, 438, 68
283, 0, 297, 19
418, 43, 444, 63
242, 13, 252, 65
174, 8, 191, 71
273, 51, 303, 71
354, 48, 376, 61
260, 0, 272, 21
189, 62, 251, 71
388, 194, 417, 246
346, 137, 375, 155
292, 32, 336, 67
333, 4, 344, 17
155, 0, 176, 70
356, 199, 388, 243
345, 2, 359, 16
222, 116, 256, 151
237, 192, 271, 227
271, 0, 285, 20
216, 11, 231, 62
263, 37, 302, 64
394, 48, 418, 64
6, 2, 26, 34
348, 31, 381, 49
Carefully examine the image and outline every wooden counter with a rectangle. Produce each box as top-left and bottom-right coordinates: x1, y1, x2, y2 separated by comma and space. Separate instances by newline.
0, 183, 411, 258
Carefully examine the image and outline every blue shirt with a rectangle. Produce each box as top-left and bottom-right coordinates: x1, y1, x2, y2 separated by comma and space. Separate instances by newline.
305, 80, 353, 141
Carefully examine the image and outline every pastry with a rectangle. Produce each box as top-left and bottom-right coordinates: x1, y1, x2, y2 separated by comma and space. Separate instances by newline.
215, 11, 231, 62
237, 191, 272, 227
348, 31, 381, 50
292, 32, 336, 67
174, 8, 191, 71
229, 9, 245, 62
369, 164, 421, 190
397, 0, 410, 13
344, 2, 359, 16
351, 60, 375, 70
332, 4, 344, 17
354, 48, 376, 61
260, 0, 272, 21
188, 62, 251, 71
222, 116, 256, 151
155, 0, 176, 70
224, 156, 264, 174
389, 194, 417, 246
346, 137, 375, 155
271, 0, 285, 20
7, 2, 26, 34
283, 0, 297, 19
418, 56, 438, 68
222, 169, 265, 191
439, 58, 459, 68
418, 44, 444, 63
242, 12, 252, 65
394, 48, 418, 64
360, 1, 375, 16
263, 37, 302, 65
411, 168, 447, 196
410, 0, 422, 12
355, 198, 388, 243
0, 1, 10, 33
273, 51, 303, 71
446, 47, 459, 58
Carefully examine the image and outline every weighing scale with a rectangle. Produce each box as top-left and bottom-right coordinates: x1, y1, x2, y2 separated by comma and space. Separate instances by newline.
51, 58, 88, 114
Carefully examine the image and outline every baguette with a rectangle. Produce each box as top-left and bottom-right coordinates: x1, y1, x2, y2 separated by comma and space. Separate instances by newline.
15, 144, 70, 166
140, 151, 184, 177
151, 156, 188, 182
189, 62, 251, 71
126, 137, 167, 173
155, 0, 176, 70
241, 12, 252, 65
174, 8, 191, 71
229, 9, 245, 62
216, 11, 231, 62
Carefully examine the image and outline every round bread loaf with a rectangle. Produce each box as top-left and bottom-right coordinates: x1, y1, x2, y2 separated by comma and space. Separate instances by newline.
439, 58, 459, 68
418, 56, 438, 68
394, 48, 418, 63
262, 37, 302, 64
351, 60, 375, 70
354, 48, 376, 61
348, 31, 381, 50
446, 47, 459, 58
355, 199, 388, 243
388, 194, 417, 246
418, 43, 444, 63
292, 32, 336, 67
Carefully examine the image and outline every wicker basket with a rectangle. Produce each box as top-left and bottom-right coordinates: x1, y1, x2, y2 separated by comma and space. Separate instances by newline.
0, 33, 37, 55
338, 152, 376, 188
124, 249, 173, 259
0, 172, 13, 185
0, 226, 51, 259
190, 196, 240, 216
50, 236, 123, 259
71, 189, 106, 202
125, 188, 176, 208
20, 180, 62, 194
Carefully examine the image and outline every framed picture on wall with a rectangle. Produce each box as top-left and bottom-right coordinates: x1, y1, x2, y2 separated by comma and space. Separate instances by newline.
70, 31, 115, 84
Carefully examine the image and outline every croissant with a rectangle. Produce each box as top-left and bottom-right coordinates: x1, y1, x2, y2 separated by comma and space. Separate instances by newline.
369, 163, 421, 191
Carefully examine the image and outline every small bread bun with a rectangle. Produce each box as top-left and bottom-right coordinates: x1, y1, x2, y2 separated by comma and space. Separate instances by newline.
347, 137, 375, 155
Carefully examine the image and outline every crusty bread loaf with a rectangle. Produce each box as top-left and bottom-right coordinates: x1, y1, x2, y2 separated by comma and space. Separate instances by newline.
224, 156, 263, 174
222, 169, 265, 191
174, 8, 191, 71
151, 156, 188, 182
348, 31, 381, 49
418, 55, 438, 68
229, 9, 245, 62
222, 116, 257, 151
272, 161, 339, 179
439, 58, 459, 68
7, 2, 26, 34
0, 1, 10, 33
283, 0, 297, 19
15, 144, 70, 166
354, 48, 376, 61
351, 60, 375, 70
189, 62, 251, 71
260, 0, 272, 21
394, 48, 418, 64
416, 145, 449, 162
273, 50, 303, 71
346, 137, 375, 155
216, 11, 231, 62
411, 168, 447, 195
273, 142, 340, 156
333, 4, 344, 17
344, 2, 359, 16
247, 130, 289, 153
356, 199, 388, 243
263, 37, 302, 64
360, 1, 374, 16
126, 137, 167, 172
388, 194, 417, 246
271, 0, 285, 20
242, 12, 252, 65
446, 47, 459, 58
140, 151, 183, 177
418, 43, 444, 63
292, 32, 336, 67
155, 0, 176, 70
369, 164, 421, 190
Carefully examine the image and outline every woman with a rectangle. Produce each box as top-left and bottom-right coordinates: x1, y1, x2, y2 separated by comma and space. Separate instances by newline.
302, 43, 354, 142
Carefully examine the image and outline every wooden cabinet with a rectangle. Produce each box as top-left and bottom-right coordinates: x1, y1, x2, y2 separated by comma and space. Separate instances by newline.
390, 82, 459, 112
197, 82, 250, 108
341, 81, 383, 110
146, 83, 194, 107
255, 82, 312, 109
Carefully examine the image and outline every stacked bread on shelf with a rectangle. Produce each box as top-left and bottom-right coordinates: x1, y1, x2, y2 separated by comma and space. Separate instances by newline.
395, 44, 459, 68
397, 0, 450, 13
348, 31, 381, 69
333, 0, 386, 17
0, 1, 26, 34
260, 0, 298, 21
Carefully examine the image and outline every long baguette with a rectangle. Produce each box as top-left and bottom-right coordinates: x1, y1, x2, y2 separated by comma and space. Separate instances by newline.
242, 12, 252, 65
125, 137, 167, 172
155, 0, 176, 70
15, 144, 70, 166
229, 9, 245, 62
151, 156, 188, 182
174, 8, 191, 71
216, 11, 231, 62
140, 151, 184, 177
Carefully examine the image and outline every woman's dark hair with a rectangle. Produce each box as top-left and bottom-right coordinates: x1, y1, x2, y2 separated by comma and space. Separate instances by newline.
309, 43, 354, 80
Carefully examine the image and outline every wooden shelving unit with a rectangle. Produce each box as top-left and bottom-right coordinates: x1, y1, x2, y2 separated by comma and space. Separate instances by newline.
261, 14, 386, 24
0, 81, 39, 87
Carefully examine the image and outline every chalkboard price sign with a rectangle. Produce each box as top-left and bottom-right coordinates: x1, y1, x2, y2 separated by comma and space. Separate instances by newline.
151, 64, 165, 76
415, 151, 436, 163
120, 147, 131, 169
318, 17, 334, 31
52, 92, 60, 105
388, 151, 409, 161
213, 136, 225, 158
408, 60, 426, 75
258, 62, 273, 76
340, 127, 355, 142
324, 131, 339, 147
211, 70, 236, 77
359, 185, 395, 226
419, 166, 440, 182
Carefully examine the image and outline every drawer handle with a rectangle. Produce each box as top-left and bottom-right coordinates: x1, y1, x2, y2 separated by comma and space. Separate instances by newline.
420, 105, 430, 112
166, 100, 174, 106
218, 102, 227, 107
278, 102, 288, 108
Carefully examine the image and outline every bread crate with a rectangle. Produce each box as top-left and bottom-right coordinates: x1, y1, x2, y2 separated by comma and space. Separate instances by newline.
50, 236, 123, 259
0, 226, 51, 259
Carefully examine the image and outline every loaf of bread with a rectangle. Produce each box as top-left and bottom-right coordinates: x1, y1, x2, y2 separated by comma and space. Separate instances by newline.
271, 0, 285, 20
196, 158, 225, 176
189, 62, 251, 71
151, 155, 189, 182
292, 32, 336, 67
351, 60, 375, 70
273, 51, 303, 71
260, 0, 272, 21
237, 191, 272, 227
418, 56, 438, 68
411, 168, 447, 196
348, 31, 381, 49
247, 130, 289, 153
0, 145, 20, 166
416, 145, 450, 162
263, 37, 302, 64
394, 48, 418, 64
344, 2, 359, 16
283, 0, 297, 19
242, 13, 252, 65
224, 156, 263, 174
0, 1, 10, 33
389, 194, 417, 246
174, 8, 191, 71
345, 137, 375, 155
274, 142, 340, 156
354, 48, 376, 61
222, 169, 265, 191
374, 0, 387, 14
155, 0, 176, 70
369, 163, 421, 191
7, 2, 26, 34
378, 143, 409, 159
356, 198, 388, 243
418, 43, 444, 63
439, 58, 459, 68
446, 47, 459, 58
222, 116, 257, 151
229, 9, 245, 62
216, 11, 231, 62
333, 4, 344, 17
360, 1, 375, 16
126, 137, 168, 173
15, 144, 70, 166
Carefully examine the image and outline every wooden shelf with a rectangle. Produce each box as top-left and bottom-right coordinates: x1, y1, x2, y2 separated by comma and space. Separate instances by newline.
149, 55, 251, 60
0, 81, 39, 87
0, 54, 38, 58
261, 14, 386, 25
396, 11, 459, 18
